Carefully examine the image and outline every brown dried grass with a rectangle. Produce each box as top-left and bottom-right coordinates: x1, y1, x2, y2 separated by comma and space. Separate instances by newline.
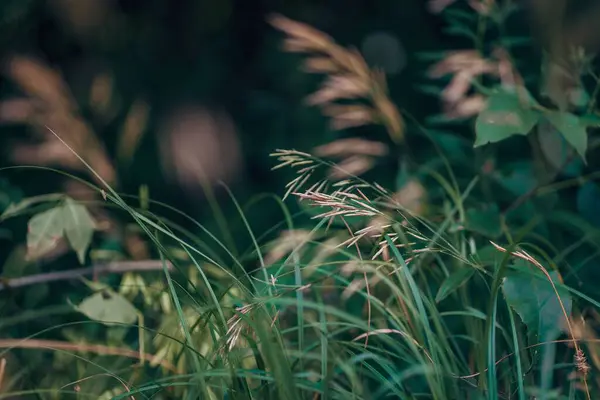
2, 55, 116, 186
268, 14, 404, 143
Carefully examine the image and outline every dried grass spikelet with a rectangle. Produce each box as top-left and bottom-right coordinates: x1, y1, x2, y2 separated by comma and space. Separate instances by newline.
0, 99, 34, 124
224, 304, 255, 353
264, 229, 312, 266
531, 1, 600, 110
392, 179, 427, 216
51, 0, 113, 39
569, 316, 596, 378
321, 104, 373, 130
355, 179, 426, 261
540, 45, 591, 111
313, 137, 388, 179
328, 156, 375, 180
296, 190, 381, 220
268, 13, 404, 143
2, 55, 116, 186
314, 137, 387, 158
223, 303, 280, 361
89, 72, 118, 119
490, 241, 591, 389
427, 48, 523, 120
6, 56, 74, 109
1, 56, 122, 264
117, 99, 150, 164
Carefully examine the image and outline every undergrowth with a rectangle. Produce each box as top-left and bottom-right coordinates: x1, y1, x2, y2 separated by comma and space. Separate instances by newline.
0, 141, 597, 399
2, 4, 600, 400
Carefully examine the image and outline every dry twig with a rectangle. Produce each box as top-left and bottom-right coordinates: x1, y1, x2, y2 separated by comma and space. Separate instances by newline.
0, 260, 172, 292
0, 339, 176, 373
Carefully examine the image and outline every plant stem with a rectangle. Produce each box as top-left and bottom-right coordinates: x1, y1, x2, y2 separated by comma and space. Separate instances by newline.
0, 260, 172, 292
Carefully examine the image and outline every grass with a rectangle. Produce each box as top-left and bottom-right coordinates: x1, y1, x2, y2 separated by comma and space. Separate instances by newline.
2, 10, 600, 400
1, 141, 597, 399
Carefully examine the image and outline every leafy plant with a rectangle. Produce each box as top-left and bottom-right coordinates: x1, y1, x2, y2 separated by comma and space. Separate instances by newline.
21, 196, 97, 264
3, 4, 600, 400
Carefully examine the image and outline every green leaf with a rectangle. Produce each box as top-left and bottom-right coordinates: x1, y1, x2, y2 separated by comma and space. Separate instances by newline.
474, 88, 540, 147
502, 261, 572, 342
436, 268, 475, 303
475, 245, 507, 267
538, 120, 569, 169
538, 120, 584, 178
26, 206, 64, 260
579, 113, 600, 127
76, 290, 138, 326
545, 112, 588, 161
465, 204, 502, 238
61, 198, 97, 264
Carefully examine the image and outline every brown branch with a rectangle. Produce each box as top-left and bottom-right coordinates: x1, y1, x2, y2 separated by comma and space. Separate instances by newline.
0, 260, 173, 292
0, 357, 5, 391
0, 338, 177, 373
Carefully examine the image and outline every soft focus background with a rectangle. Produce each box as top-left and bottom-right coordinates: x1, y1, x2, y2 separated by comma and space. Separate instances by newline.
0, 0, 447, 242
3, 0, 600, 398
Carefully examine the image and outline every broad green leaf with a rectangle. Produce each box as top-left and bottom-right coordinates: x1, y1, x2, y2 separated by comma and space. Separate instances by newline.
538, 125, 583, 178
502, 261, 572, 342
436, 268, 475, 303
2, 202, 28, 220
475, 245, 508, 267
474, 88, 540, 147
538, 120, 570, 172
76, 290, 138, 325
465, 204, 502, 238
61, 198, 96, 264
545, 112, 588, 161
26, 206, 64, 260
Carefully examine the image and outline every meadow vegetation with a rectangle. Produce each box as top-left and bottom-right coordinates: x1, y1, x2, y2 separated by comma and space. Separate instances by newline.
2, 2, 600, 399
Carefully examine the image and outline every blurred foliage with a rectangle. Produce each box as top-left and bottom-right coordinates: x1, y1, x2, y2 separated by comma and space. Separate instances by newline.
2, 0, 600, 398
